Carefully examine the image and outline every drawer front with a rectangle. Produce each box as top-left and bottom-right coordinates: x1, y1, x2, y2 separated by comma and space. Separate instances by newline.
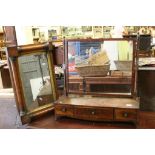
114, 108, 137, 122
74, 106, 113, 121
55, 104, 74, 116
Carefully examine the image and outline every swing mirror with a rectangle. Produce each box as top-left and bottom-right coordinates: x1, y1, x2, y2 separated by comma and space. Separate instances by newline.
66, 39, 136, 97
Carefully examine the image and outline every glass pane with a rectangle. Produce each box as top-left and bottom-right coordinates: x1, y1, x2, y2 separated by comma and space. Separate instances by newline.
18, 52, 54, 111
67, 40, 133, 95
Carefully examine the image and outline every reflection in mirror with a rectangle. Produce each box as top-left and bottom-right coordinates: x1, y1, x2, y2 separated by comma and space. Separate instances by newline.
67, 40, 133, 95
18, 52, 54, 111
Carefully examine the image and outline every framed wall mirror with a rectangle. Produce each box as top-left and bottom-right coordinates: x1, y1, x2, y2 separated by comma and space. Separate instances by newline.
64, 38, 137, 98
6, 43, 58, 124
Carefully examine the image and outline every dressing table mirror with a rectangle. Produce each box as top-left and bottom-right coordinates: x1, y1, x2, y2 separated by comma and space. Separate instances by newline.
55, 38, 139, 124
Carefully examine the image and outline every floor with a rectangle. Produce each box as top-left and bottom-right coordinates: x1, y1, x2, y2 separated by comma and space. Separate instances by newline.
0, 88, 136, 129
0, 89, 23, 129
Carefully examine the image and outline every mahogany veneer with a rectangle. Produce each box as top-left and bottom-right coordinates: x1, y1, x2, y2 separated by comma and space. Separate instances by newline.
55, 96, 139, 123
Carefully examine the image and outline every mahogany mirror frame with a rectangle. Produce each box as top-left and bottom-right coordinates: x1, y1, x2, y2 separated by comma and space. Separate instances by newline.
64, 38, 138, 98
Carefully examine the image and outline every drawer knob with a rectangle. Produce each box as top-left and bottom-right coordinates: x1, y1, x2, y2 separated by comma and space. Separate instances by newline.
91, 111, 95, 115
123, 112, 128, 117
62, 108, 66, 112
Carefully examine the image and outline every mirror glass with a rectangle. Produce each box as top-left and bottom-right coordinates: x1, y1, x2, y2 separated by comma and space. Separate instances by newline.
18, 52, 54, 111
67, 40, 134, 95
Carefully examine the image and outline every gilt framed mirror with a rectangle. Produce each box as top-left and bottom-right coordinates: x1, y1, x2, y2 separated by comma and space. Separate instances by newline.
6, 43, 58, 124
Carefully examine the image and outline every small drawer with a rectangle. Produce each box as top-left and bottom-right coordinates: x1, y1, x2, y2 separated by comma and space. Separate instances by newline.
74, 107, 113, 121
114, 108, 137, 122
55, 104, 74, 116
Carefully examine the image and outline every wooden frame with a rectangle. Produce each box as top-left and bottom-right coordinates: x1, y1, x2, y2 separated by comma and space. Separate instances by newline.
54, 38, 139, 124
64, 38, 138, 98
6, 43, 58, 124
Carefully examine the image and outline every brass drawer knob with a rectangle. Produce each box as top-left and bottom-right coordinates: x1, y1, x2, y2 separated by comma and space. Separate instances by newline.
123, 112, 128, 117
91, 111, 95, 115
62, 108, 66, 112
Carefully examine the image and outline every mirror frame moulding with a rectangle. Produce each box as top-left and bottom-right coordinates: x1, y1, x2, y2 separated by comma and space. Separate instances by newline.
6, 42, 58, 124
64, 38, 138, 98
